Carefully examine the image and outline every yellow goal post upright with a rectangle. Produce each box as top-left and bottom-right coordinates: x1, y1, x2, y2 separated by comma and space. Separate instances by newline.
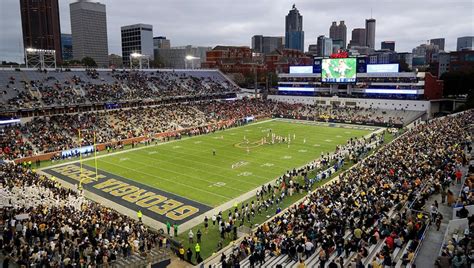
78, 129, 100, 190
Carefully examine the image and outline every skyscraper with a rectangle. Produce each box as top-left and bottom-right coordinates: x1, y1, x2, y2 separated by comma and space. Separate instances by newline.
365, 18, 376, 49
317, 35, 333, 57
348, 28, 366, 48
285, 5, 304, 52
70, 0, 109, 67
20, 0, 62, 63
121, 24, 154, 67
329, 21, 347, 49
430, 38, 445, 51
457, 36, 474, 51
381, 41, 395, 51
252, 35, 283, 54
61, 34, 73, 61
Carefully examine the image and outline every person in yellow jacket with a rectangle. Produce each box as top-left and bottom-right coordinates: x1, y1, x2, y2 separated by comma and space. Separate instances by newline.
137, 210, 143, 222
178, 245, 185, 260
297, 258, 306, 268
195, 243, 201, 260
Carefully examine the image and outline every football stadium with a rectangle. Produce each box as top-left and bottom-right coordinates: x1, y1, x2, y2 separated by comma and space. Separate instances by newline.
1, 1, 474, 268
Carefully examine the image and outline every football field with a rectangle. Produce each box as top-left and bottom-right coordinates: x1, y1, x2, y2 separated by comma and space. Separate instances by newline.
43, 119, 376, 224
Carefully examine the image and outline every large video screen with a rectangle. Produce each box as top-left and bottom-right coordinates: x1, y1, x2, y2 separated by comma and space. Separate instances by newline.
321, 58, 357, 83
367, 64, 399, 73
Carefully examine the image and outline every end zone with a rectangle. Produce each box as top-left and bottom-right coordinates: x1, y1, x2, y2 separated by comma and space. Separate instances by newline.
41, 163, 212, 225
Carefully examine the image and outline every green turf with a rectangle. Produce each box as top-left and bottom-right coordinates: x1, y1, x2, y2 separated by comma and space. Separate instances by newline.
82, 119, 373, 207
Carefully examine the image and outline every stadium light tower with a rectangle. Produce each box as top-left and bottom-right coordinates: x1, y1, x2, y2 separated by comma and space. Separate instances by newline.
130, 52, 150, 69
184, 55, 200, 69
25, 48, 57, 69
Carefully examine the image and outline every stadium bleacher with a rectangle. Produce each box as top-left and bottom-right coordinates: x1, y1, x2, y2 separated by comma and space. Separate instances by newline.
0, 69, 238, 111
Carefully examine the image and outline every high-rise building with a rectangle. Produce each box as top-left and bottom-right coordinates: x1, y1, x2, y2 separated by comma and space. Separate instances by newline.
381, 41, 395, 51
70, 0, 109, 67
252, 35, 283, 54
285, 5, 304, 52
365, 18, 376, 49
121, 24, 154, 67
317, 35, 333, 57
348, 28, 366, 48
329, 21, 347, 49
412, 43, 440, 65
153, 36, 171, 49
61, 34, 73, 61
430, 38, 445, 51
20, 0, 62, 63
457, 36, 474, 51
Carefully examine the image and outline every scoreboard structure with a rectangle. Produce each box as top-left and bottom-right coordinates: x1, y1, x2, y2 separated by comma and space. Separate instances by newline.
278, 55, 424, 98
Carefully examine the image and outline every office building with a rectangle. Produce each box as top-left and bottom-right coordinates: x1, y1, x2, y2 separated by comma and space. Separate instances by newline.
61, 34, 73, 61
70, 0, 109, 67
365, 18, 376, 49
348, 28, 366, 48
329, 21, 347, 49
285, 5, 304, 51
20, 0, 62, 63
397, 52, 413, 70
153, 36, 171, 49
121, 24, 154, 67
381, 41, 395, 51
332, 39, 344, 53
155, 45, 210, 69
317, 35, 333, 57
457, 36, 474, 51
430, 38, 445, 51
252, 35, 283, 54
308, 44, 318, 54
413, 43, 440, 65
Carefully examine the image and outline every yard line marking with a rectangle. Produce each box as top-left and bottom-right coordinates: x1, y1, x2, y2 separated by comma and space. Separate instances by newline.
40, 118, 277, 171
97, 157, 234, 201
111, 155, 250, 193
125, 150, 262, 187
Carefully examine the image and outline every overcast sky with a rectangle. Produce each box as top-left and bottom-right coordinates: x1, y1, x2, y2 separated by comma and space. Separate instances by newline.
0, 0, 473, 62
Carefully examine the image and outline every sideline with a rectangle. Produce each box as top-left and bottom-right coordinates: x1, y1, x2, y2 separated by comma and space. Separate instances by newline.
38, 118, 276, 171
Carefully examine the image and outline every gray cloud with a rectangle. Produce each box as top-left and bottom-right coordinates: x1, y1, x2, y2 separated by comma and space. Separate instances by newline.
0, 0, 473, 62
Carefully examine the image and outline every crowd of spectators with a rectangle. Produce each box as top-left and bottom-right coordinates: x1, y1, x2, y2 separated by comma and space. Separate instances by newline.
1, 99, 421, 161
215, 110, 472, 267
274, 104, 406, 126
0, 163, 167, 267
1, 69, 238, 110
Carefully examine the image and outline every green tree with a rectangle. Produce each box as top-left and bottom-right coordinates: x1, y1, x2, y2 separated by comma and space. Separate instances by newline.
81, 57, 97, 67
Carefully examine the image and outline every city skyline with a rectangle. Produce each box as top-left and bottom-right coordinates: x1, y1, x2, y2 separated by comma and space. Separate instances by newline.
0, 0, 473, 62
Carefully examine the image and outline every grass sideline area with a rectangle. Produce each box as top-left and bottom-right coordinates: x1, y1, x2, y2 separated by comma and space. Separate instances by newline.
80, 119, 373, 207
